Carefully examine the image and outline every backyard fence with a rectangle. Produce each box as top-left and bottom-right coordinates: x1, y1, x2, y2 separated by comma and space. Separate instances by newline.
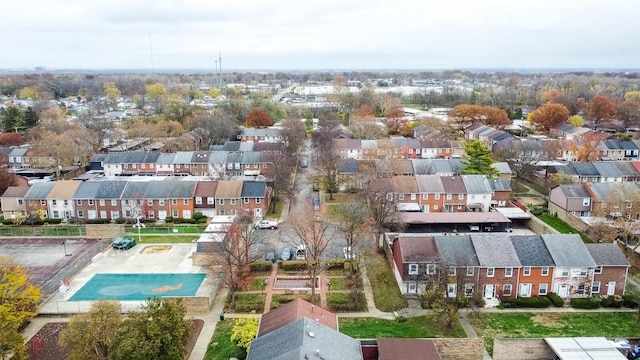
0, 226, 86, 237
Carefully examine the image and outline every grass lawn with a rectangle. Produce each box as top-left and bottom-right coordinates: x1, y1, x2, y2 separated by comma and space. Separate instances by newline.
204, 319, 244, 360
339, 317, 466, 339
364, 251, 407, 312
538, 214, 592, 243
266, 199, 284, 218
125, 225, 205, 234
329, 277, 348, 290
469, 311, 640, 355
134, 235, 198, 243
323, 193, 357, 204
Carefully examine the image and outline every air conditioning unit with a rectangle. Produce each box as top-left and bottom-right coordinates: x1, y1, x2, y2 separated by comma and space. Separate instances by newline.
609, 212, 622, 217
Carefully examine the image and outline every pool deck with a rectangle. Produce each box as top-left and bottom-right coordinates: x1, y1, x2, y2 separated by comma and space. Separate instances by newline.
39, 243, 213, 314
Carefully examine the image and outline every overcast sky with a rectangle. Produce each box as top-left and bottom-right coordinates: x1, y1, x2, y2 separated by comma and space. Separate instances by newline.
2, 0, 639, 71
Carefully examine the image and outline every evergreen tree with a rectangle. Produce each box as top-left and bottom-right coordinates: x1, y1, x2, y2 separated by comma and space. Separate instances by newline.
460, 140, 499, 176
23, 107, 38, 128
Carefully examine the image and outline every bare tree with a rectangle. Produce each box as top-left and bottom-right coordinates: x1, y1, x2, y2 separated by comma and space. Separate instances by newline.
279, 117, 306, 156
493, 140, 543, 178
262, 151, 296, 211
364, 179, 402, 250
284, 204, 336, 305
334, 199, 373, 277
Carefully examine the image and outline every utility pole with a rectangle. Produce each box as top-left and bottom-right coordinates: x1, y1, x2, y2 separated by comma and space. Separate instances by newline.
218, 52, 222, 87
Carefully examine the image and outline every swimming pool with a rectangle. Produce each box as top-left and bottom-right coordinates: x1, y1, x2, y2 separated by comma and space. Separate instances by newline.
68, 273, 206, 301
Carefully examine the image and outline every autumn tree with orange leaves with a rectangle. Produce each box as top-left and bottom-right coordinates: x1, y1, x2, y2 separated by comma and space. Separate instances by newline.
244, 109, 273, 128
588, 95, 616, 129
567, 132, 607, 162
448, 104, 510, 129
385, 106, 406, 134
528, 103, 570, 133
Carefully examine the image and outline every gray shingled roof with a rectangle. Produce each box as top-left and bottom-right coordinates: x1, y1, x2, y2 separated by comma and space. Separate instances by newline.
156, 153, 176, 165
412, 159, 435, 175
95, 181, 127, 199
173, 151, 194, 164
559, 184, 590, 198
592, 162, 622, 178
73, 182, 102, 199
239, 142, 254, 152
222, 141, 241, 151
587, 182, 640, 202
241, 181, 266, 198
461, 175, 491, 194
572, 162, 599, 176
415, 174, 445, 193
23, 182, 55, 199
120, 181, 150, 199
585, 244, 630, 266
510, 235, 555, 266
209, 151, 228, 164
489, 178, 511, 192
122, 151, 145, 164
242, 151, 261, 164
169, 180, 197, 198
103, 152, 126, 164
541, 234, 596, 267
143, 181, 173, 199
247, 317, 363, 360
470, 233, 521, 267
434, 235, 480, 267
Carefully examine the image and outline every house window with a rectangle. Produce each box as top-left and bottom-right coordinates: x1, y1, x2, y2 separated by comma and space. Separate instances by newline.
111, 199, 117, 206
63, 200, 68, 206
465, 284, 474, 296
457, 205, 463, 210
159, 199, 165, 206
17, 199, 23, 205
89, 200, 94, 205
76, 199, 82, 205
466, 267, 474, 276
435, 193, 440, 200
219, 199, 224, 205
172, 199, 178, 205
592, 281, 600, 294
458, 194, 464, 200
447, 284, 457, 297
426, 264, 436, 275
594, 266, 602, 274
125, 210, 131, 217
583, 198, 590, 206
422, 193, 428, 200
183, 199, 189, 205
579, 268, 587, 277
434, 205, 438, 210
503, 284, 512, 296
148, 210, 154, 218
243, 198, 249, 204
146, 199, 153, 206
410, 194, 416, 201
446, 194, 452, 200
256, 198, 261, 204
387, 193, 393, 201
52, 200, 57, 206
399, 194, 404, 200
523, 267, 531, 276
408, 264, 419, 275
505, 267, 513, 277
207, 197, 214, 204
539, 283, 548, 295
173, 210, 178, 217
487, 268, 495, 277
196, 197, 202, 205
100, 210, 107, 219
111, 211, 119, 219
77, 210, 84, 218
561, 268, 569, 277
231, 199, 236, 205
577, 284, 586, 295
124, 199, 129, 205
53, 211, 59, 218
99, 200, 105, 206
541, 267, 549, 276
448, 267, 456, 276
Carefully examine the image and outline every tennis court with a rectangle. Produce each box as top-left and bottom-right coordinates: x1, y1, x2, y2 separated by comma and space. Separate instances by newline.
68, 273, 206, 301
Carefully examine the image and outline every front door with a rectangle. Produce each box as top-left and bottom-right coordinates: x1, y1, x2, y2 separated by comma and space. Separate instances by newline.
158, 210, 167, 220
519, 284, 532, 297
408, 282, 417, 294
607, 281, 616, 295
254, 208, 262, 218
484, 284, 495, 298
558, 284, 569, 297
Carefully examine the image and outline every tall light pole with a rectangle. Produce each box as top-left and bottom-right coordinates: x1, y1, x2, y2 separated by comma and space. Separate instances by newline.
61, 240, 71, 256
134, 216, 145, 243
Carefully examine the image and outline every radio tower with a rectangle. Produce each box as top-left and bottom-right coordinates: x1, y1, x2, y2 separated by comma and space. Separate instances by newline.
218, 52, 222, 86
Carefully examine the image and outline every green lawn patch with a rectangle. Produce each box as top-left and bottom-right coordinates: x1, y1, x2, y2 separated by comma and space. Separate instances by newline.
538, 214, 592, 243
266, 199, 284, 218
133, 235, 198, 243
364, 251, 407, 312
125, 225, 205, 234
469, 311, 640, 355
329, 277, 347, 290
339, 317, 466, 339
270, 294, 320, 310
230, 293, 267, 313
204, 319, 244, 360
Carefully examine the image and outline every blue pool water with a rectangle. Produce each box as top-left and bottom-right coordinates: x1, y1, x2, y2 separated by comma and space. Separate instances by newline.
68, 273, 206, 301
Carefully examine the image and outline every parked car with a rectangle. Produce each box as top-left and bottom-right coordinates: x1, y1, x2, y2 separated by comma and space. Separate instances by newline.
265, 251, 276, 263
112, 237, 136, 250
300, 159, 308, 168
295, 245, 307, 260
312, 183, 319, 191
280, 247, 293, 261
343, 246, 356, 260
256, 220, 278, 230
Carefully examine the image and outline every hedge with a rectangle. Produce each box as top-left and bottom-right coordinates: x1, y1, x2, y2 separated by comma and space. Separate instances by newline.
600, 295, 624, 308
233, 294, 266, 313
570, 297, 601, 309
281, 260, 308, 271
547, 292, 564, 307
501, 296, 551, 308
623, 294, 639, 308
249, 261, 273, 272
325, 258, 345, 270
327, 292, 366, 312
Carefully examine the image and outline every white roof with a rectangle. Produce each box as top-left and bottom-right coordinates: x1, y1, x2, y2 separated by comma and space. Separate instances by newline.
495, 207, 531, 219
395, 203, 421, 211
544, 337, 627, 360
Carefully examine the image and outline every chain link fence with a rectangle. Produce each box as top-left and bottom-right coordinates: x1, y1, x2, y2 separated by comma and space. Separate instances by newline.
0, 226, 86, 237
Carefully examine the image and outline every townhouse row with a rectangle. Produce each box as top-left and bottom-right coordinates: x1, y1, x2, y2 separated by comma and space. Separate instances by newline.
386, 233, 629, 299
549, 181, 640, 218
332, 137, 461, 160
1, 178, 271, 222
546, 161, 640, 183
353, 175, 511, 213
